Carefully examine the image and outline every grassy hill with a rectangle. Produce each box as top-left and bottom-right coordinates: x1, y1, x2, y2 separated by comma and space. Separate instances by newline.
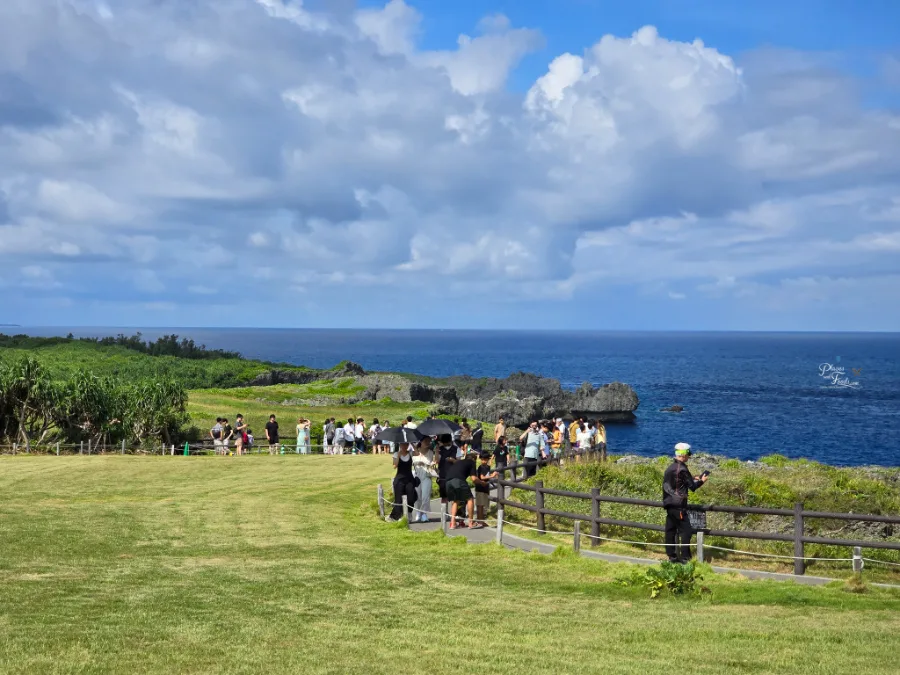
1, 455, 898, 674
0, 339, 307, 389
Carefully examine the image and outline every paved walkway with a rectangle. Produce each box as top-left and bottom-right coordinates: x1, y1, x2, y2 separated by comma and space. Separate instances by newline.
404, 496, 897, 588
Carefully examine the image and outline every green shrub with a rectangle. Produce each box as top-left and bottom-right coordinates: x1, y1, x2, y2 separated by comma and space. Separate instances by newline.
618, 561, 706, 598
760, 454, 790, 468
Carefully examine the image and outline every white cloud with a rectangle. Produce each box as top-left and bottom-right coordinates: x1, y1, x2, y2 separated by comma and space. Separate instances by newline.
0, 1, 898, 328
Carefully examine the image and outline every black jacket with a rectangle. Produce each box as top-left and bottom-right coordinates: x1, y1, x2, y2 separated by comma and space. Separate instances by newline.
662, 460, 704, 508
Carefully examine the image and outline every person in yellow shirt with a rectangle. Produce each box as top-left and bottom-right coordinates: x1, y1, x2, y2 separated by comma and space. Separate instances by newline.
551, 424, 562, 457
594, 421, 607, 461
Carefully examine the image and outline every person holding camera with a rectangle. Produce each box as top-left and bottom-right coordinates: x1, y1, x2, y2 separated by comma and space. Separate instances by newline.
662, 442, 709, 563
519, 422, 545, 478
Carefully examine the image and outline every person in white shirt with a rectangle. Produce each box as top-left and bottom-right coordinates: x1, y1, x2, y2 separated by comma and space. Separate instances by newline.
343, 418, 355, 454
403, 415, 417, 429
368, 418, 383, 454
412, 439, 435, 522
576, 422, 593, 453
354, 417, 365, 454
333, 424, 345, 455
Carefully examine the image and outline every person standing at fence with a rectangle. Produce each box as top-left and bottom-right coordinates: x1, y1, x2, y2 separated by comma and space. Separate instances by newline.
324, 418, 335, 454
663, 442, 709, 564
594, 421, 607, 461
386, 443, 418, 522
296, 418, 308, 455
369, 418, 383, 454
333, 422, 345, 455
210, 418, 224, 455
412, 438, 435, 523
354, 417, 366, 454
343, 418, 355, 454
518, 422, 545, 478
234, 414, 246, 456
221, 418, 233, 455
445, 448, 478, 529
492, 435, 510, 471
493, 416, 506, 444
436, 433, 458, 507
265, 415, 280, 455
474, 451, 495, 525
471, 423, 484, 451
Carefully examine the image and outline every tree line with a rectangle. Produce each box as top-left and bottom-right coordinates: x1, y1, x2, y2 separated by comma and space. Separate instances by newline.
0, 356, 188, 447
0, 332, 242, 360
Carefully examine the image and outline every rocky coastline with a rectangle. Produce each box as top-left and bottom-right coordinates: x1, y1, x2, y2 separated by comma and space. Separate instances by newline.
244, 362, 640, 426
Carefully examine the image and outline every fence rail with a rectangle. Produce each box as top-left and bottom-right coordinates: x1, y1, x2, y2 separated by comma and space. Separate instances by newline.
491, 454, 900, 576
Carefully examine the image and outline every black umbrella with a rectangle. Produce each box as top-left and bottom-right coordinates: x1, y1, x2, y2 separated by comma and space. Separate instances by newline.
374, 426, 425, 445
415, 418, 461, 437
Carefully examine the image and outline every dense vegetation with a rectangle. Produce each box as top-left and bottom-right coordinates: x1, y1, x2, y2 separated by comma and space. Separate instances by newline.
0, 332, 241, 360
507, 454, 900, 575
0, 337, 307, 390
1, 456, 898, 674
0, 356, 187, 446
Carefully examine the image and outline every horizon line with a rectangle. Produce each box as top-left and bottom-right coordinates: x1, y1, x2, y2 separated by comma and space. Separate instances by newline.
6, 326, 900, 335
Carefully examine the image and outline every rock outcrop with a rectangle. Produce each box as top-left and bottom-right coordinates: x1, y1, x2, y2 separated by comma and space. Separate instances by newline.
243, 364, 639, 424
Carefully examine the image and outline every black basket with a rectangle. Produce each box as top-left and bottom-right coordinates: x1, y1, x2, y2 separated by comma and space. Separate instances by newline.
687, 508, 707, 531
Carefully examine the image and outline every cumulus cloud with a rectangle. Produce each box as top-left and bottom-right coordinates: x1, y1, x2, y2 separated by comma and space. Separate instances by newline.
0, 0, 898, 328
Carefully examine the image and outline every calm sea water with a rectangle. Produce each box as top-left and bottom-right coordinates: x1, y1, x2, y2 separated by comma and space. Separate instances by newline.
14, 328, 900, 467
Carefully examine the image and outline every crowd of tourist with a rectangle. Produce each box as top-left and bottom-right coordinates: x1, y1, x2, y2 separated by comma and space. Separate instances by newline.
385, 415, 607, 527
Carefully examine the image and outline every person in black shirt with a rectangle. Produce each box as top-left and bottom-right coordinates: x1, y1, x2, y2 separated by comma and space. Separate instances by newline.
436, 434, 459, 506
265, 415, 279, 455
662, 442, 709, 563
492, 436, 510, 474
471, 423, 484, 451
474, 451, 496, 525
387, 443, 417, 522
445, 449, 477, 529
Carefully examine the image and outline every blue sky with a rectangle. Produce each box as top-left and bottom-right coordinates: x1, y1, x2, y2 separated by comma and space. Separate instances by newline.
1, 0, 899, 330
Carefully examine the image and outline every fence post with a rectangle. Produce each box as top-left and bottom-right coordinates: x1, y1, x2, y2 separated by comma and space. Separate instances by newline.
793, 502, 805, 575
441, 502, 448, 535
495, 482, 505, 545
170, 444, 175, 456
535, 480, 545, 534
852, 546, 863, 575
13, 443, 17, 455
88, 439, 91, 455
80, 441, 83, 455
696, 531, 705, 563
573, 520, 581, 553
402, 495, 409, 528
56, 442, 60, 456
590, 487, 600, 546
121, 439, 125, 454
377, 484, 385, 520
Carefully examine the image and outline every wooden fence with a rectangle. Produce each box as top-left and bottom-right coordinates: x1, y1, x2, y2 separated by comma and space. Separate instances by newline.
492, 454, 900, 576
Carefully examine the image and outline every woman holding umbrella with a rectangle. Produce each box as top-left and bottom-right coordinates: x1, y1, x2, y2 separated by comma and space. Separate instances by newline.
387, 443, 418, 522
375, 426, 425, 522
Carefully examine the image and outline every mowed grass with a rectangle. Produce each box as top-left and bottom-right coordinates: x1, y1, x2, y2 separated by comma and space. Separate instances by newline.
1, 458, 898, 675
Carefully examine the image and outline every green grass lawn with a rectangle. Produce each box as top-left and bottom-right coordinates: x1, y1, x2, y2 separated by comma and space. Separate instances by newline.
1, 457, 898, 675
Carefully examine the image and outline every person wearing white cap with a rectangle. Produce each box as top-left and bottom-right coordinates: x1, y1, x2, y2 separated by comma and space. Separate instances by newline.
662, 442, 709, 563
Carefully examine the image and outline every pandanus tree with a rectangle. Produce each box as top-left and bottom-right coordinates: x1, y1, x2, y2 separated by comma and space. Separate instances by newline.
0, 356, 59, 447
0, 356, 190, 447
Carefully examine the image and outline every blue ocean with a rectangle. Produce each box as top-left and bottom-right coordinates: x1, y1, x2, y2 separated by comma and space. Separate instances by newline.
14, 328, 900, 467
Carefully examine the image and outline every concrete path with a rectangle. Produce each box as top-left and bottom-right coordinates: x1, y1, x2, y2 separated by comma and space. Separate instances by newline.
406, 496, 897, 588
